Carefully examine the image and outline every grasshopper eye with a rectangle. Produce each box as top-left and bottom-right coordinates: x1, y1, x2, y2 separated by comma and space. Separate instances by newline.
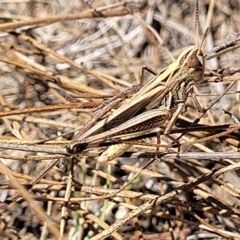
187, 51, 202, 68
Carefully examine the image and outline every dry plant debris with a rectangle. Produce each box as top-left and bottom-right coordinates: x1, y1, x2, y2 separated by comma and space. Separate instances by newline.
0, 0, 240, 239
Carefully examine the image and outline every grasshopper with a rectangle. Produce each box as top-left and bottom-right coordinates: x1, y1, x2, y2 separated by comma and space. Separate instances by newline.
66, 1, 205, 161
66, 45, 205, 160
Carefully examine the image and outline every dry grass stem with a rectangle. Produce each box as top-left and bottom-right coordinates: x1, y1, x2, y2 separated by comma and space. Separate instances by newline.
0, 1, 240, 239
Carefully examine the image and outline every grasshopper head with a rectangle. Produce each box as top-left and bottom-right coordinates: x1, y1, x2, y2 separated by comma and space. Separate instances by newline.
187, 48, 203, 68
184, 27, 209, 85
177, 45, 205, 85
186, 47, 204, 84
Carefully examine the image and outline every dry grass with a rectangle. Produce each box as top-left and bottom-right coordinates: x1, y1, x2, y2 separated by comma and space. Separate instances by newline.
0, 0, 240, 239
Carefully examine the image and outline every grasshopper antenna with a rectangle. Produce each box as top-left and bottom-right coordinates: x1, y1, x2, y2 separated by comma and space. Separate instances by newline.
195, 0, 200, 48
196, 0, 209, 54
